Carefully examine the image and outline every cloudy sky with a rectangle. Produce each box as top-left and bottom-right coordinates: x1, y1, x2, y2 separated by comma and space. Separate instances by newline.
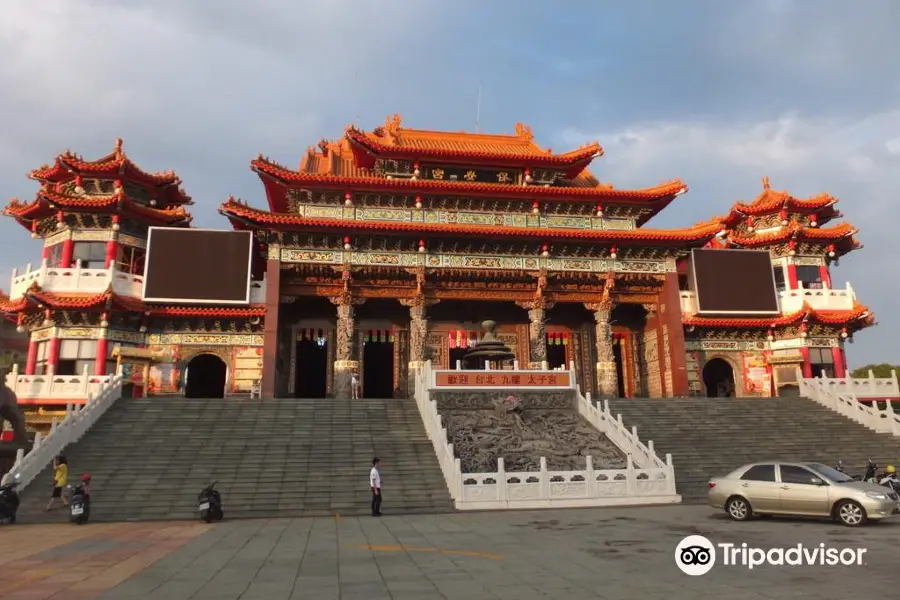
1, 1, 898, 366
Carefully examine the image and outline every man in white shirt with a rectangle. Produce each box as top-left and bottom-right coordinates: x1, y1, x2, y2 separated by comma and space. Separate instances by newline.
370, 457, 382, 516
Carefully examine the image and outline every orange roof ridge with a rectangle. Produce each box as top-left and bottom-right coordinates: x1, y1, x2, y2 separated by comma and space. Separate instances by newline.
344, 114, 603, 166
250, 155, 684, 203
219, 198, 719, 244
683, 301, 874, 329
28, 139, 190, 204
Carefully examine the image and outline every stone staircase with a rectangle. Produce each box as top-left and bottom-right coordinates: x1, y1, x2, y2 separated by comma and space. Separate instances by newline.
14, 397, 453, 523
606, 397, 900, 504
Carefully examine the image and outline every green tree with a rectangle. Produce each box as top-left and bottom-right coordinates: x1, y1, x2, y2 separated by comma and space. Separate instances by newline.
850, 363, 900, 378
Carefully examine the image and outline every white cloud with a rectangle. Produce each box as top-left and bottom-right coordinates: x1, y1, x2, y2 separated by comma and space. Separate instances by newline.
560, 108, 900, 364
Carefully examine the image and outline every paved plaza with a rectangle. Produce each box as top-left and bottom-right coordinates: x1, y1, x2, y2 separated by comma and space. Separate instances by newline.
0, 505, 896, 599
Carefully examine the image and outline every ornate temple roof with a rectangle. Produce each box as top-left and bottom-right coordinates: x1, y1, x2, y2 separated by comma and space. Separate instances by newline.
723, 177, 840, 227
28, 138, 191, 205
4, 187, 193, 230
728, 220, 859, 256
683, 302, 874, 330
345, 114, 602, 174
219, 197, 722, 246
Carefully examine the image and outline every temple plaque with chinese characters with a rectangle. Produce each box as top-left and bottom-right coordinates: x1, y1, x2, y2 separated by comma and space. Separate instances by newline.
434, 371, 571, 387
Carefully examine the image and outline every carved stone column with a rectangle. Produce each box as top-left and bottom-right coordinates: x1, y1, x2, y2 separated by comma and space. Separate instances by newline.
592, 306, 619, 397
586, 274, 618, 398
517, 294, 552, 370
527, 308, 547, 369
400, 296, 438, 395
331, 292, 362, 398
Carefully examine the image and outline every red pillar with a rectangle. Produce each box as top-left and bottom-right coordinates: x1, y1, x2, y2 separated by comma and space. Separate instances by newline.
47, 336, 60, 373
95, 335, 109, 375
104, 239, 118, 269
819, 265, 832, 289
261, 259, 281, 398
832, 346, 846, 378
41, 245, 50, 261
799, 346, 812, 378
786, 263, 798, 289
61, 239, 74, 268
25, 339, 38, 375
661, 272, 690, 396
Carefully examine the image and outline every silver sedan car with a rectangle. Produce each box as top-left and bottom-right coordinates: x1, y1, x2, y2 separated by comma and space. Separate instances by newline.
709, 461, 900, 526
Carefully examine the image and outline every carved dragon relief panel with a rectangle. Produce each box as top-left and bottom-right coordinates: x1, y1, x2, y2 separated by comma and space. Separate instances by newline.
433, 390, 627, 472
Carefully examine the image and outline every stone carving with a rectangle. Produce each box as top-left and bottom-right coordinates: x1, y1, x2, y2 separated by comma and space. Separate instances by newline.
434, 390, 572, 412
400, 297, 435, 365
441, 390, 626, 473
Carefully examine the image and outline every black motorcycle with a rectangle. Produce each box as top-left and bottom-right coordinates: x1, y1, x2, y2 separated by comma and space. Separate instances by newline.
0, 476, 20, 524
198, 481, 223, 523
836, 459, 878, 483
69, 482, 90, 525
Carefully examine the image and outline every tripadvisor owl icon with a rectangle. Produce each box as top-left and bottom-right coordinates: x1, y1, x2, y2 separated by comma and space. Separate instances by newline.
675, 535, 716, 576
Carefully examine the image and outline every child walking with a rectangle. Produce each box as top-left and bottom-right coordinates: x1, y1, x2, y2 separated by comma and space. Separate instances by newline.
46, 455, 68, 511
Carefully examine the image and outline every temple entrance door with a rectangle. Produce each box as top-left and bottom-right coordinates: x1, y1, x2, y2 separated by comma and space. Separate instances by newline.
547, 341, 567, 370
185, 354, 226, 398
363, 338, 394, 398
612, 339, 627, 397
703, 358, 736, 398
295, 340, 327, 398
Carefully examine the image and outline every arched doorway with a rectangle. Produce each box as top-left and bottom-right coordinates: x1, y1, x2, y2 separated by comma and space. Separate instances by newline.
185, 354, 227, 398
703, 358, 736, 398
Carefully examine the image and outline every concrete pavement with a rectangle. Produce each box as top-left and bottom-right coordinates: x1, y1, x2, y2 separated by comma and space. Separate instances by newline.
0, 505, 895, 599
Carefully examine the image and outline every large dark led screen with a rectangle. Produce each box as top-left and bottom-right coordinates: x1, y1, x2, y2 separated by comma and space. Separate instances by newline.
690, 249, 779, 314
143, 228, 252, 304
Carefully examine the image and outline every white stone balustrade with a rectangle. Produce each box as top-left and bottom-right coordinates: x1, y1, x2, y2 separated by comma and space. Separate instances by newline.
5, 364, 116, 401
1, 368, 124, 489
799, 368, 900, 436
413, 360, 680, 510
680, 282, 856, 316
8, 261, 143, 299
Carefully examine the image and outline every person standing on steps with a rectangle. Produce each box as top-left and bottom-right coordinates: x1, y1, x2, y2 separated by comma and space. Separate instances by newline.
46, 455, 68, 511
351, 371, 360, 400
370, 457, 382, 516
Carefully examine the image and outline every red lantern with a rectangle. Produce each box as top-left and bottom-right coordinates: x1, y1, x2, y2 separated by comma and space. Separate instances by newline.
448, 330, 456, 349
414, 194, 423, 209
344, 192, 353, 206
532, 201, 540, 214
595, 203, 604, 217
541, 244, 550, 257
418, 239, 426, 253
609, 245, 618, 260
343, 236, 352, 250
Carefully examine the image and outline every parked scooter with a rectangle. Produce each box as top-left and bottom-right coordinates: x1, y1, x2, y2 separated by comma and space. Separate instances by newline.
69, 473, 91, 525
198, 481, 223, 523
879, 465, 900, 494
835, 459, 878, 483
0, 474, 20, 524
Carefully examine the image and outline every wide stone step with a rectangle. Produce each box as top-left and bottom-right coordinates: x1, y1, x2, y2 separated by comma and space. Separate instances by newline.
17, 398, 455, 523
607, 396, 900, 501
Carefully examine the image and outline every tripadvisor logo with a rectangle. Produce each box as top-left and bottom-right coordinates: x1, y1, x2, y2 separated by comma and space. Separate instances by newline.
675, 535, 867, 575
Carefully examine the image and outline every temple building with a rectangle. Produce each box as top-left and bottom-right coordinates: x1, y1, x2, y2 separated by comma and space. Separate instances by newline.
0, 115, 874, 423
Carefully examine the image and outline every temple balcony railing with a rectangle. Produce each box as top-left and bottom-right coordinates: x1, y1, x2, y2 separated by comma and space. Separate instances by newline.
8, 261, 143, 300
9, 262, 266, 305
679, 282, 857, 316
